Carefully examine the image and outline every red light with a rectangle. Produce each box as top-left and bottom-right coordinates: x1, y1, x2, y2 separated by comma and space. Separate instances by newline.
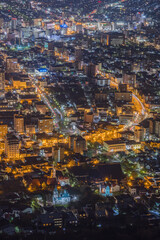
98, 1, 102, 3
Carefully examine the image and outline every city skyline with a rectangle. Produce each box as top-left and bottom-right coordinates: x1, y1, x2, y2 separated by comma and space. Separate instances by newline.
0, 0, 160, 239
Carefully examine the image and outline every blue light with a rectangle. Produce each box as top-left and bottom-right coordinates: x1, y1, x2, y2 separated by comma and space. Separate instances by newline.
38, 68, 48, 72
60, 24, 68, 28
97, 224, 102, 228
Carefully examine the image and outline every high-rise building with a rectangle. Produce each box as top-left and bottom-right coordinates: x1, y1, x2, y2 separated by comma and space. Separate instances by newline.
75, 48, 83, 61
52, 146, 64, 163
149, 119, 154, 134
73, 136, 86, 155
76, 23, 82, 33
101, 32, 125, 46
84, 111, 93, 123
0, 71, 5, 90
115, 92, 132, 102
11, 18, 17, 30
0, 71, 5, 98
123, 72, 136, 88
6, 57, 19, 73
69, 135, 76, 150
155, 120, 160, 138
115, 84, 132, 102
84, 63, 97, 77
38, 116, 53, 133
35, 102, 48, 114
48, 41, 54, 51
60, 23, 68, 35
95, 92, 108, 102
25, 124, 36, 136
134, 126, 146, 142
5, 133, 20, 159
0, 124, 7, 139
14, 114, 24, 134
0, 18, 4, 29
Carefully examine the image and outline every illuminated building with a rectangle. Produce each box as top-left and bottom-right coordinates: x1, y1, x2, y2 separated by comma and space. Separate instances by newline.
84, 63, 97, 77
38, 116, 53, 133
0, 71, 5, 98
58, 177, 70, 186
155, 120, 160, 138
76, 23, 82, 33
12, 79, 27, 89
53, 187, 71, 205
75, 48, 83, 61
119, 84, 128, 92
60, 23, 68, 35
120, 130, 134, 141
69, 135, 76, 150
6, 58, 19, 73
20, 94, 38, 104
119, 114, 133, 124
123, 72, 137, 87
0, 140, 5, 155
48, 41, 54, 51
111, 22, 115, 31
73, 136, 86, 155
0, 18, 4, 29
95, 91, 108, 102
52, 146, 64, 163
134, 125, 146, 142
149, 119, 154, 134
101, 32, 125, 46
129, 187, 137, 195
115, 84, 132, 102
104, 140, 126, 153
96, 77, 110, 87
84, 111, 93, 123
35, 68, 48, 76
116, 105, 123, 116
54, 24, 60, 31
11, 18, 17, 30
115, 91, 132, 102
131, 62, 141, 72
14, 114, 24, 134
33, 18, 42, 27
5, 133, 20, 159
0, 123, 7, 139
35, 102, 48, 114
25, 124, 36, 136
69, 135, 86, 154
126, 141, 141, 151
99, 184, 112, 197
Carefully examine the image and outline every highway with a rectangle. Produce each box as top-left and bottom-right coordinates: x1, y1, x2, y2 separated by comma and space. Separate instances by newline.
110, 78, 148, 131
29, 75, 62, 128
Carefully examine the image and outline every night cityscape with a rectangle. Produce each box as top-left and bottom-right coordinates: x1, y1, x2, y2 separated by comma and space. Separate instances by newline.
0, 0, 160, 239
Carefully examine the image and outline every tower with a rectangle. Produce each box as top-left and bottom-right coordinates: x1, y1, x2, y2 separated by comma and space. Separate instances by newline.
0, 71, 5, 99
14, 114, 24, 134
52, 146, 64, 162
51, 162, 56, 179
5, 133, 20, 160
11, 18, 17, 30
